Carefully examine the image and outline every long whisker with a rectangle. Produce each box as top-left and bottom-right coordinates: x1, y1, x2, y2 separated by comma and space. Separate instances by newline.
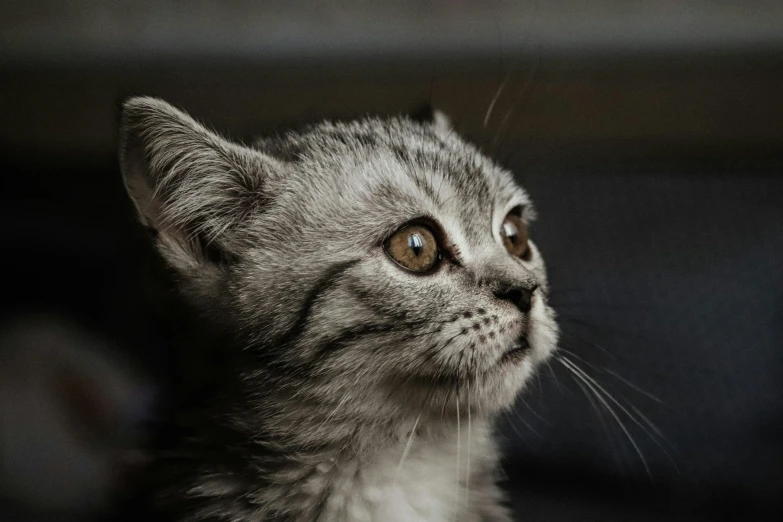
551, 301, 653, 311
556, 347, 605, 372
493, 51, 541, 161
560, 355, 668, 440
539, 321, 664, 407
561, 355, 679, 473
543, 358, 566, 394
536, 321, 617, 361
501, 409, 535, 449
602, 368, 664, 405
557, 356, 651, 478
569, 374, 628, 472
439, 336, 468, 418
465, 379, 472, 509
555, 315, 647, 340
395, 413, 421, 480
507, 408, 543, 439
625, 402, 681, 474
455, 393, 461, 520
559, 330, 617, 361
483, 70, 511, 128
518, 396, 551, 426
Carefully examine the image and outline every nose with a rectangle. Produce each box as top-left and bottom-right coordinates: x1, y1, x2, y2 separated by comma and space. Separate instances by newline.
494, 283, 537, 313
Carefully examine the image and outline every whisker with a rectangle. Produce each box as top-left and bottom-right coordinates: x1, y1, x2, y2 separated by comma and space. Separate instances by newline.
553, 327, 617, 360
395, 413, 421, 480
543, 325, 664, 407
492, 56, 540, 156
501, 409, 535, 448
543, 358, 567, 394
483, 70, 511, 128
440, 336, 469, 418
556, 347, 605, 372
518, 396, 551, 427
625, 402, 681, 474
558, 344, 666, 407
552, 302, 651, 311
399, 318, 461, 328
507, 408, 543, 439
419, 331, 464, 369
601, 368, 664, 405
555, 315, 647, 341
408, 327, 449, 340
465, 380, 472, 509
562, 354, 679, 473
557, 356, 652, 478
439, 369, 456, 419
569, 374, 628, 472
455, 393, 461, 519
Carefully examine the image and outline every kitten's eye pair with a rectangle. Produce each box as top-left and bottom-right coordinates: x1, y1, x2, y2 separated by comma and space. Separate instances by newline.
385, 212, 530, 273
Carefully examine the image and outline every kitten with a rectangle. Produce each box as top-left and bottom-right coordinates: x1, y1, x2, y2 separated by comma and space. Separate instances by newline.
118, 97, 558, 522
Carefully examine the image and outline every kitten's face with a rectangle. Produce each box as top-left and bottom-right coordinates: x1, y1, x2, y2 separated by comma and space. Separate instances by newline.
119, 98, 558, 421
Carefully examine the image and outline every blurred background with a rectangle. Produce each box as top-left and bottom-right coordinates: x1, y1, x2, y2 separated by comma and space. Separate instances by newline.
1, 1, 782, 521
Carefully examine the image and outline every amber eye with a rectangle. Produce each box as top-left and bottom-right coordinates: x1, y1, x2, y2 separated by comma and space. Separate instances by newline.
385, 224, 439, 272
501, 213, 531, 260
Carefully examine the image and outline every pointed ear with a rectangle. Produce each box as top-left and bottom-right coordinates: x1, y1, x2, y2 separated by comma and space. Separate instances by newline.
118, 97, 280, 268
409, 104, 452, 133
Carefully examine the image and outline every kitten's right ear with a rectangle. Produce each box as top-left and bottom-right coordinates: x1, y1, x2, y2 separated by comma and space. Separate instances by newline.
409, 104, 452, 133
118, 97, 281, 269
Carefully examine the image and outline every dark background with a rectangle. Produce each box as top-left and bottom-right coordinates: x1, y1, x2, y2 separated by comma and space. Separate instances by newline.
1, 2, 782, 521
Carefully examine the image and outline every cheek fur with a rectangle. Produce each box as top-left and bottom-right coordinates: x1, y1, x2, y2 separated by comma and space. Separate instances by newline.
527, 295, 559, 362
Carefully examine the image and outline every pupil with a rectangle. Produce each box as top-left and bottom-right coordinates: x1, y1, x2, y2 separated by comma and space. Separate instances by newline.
408, 233, 424, 256
503, 222, 518, 244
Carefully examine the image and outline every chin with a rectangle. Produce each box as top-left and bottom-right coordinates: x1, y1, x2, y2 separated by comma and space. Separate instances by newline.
393, 301, 558, 418
477, 308, 559, 414
420, 344, 555, 419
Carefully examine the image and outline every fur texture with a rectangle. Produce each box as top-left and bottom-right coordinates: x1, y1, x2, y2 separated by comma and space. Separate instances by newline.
118, 97, 558, 521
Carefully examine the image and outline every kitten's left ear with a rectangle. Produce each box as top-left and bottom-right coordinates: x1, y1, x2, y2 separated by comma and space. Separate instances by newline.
118, 97, 281, 269
410, 104, 452, 133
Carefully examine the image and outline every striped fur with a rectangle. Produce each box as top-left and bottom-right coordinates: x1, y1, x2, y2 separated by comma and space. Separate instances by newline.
119, 97, 558, 521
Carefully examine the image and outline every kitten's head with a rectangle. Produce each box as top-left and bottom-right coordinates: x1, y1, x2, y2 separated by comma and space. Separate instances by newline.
119, 97, 557, 422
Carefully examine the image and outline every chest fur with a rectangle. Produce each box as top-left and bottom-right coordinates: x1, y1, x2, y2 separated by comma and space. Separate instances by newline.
313, 424, 498, 522
180, 423, 506, 522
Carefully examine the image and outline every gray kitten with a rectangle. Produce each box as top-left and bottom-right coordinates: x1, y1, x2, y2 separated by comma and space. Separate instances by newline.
118, 97, 558, 522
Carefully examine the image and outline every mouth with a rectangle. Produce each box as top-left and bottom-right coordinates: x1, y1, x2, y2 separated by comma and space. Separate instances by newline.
499, 336, 531, 365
